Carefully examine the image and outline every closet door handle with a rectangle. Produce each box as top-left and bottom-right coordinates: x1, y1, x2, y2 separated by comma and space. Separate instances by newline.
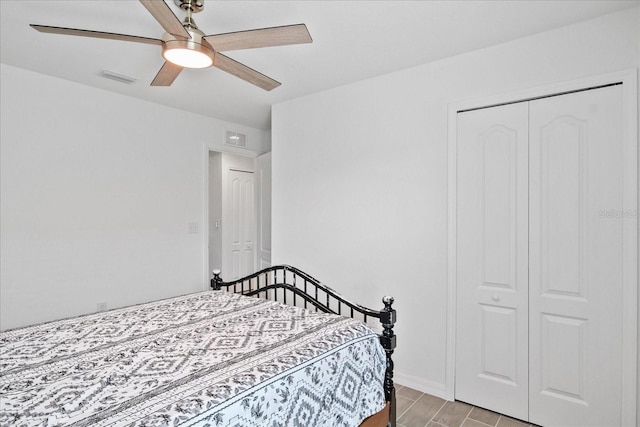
491, 294, 500, 302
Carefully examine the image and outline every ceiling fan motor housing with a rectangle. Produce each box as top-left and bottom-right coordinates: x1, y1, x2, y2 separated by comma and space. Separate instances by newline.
174, 0, 204, 13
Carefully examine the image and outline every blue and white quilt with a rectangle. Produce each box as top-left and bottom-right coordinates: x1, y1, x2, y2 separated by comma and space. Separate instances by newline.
0, 290, 386, 426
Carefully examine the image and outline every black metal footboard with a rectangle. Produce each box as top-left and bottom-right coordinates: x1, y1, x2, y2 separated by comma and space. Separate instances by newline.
211, 265, 397, 427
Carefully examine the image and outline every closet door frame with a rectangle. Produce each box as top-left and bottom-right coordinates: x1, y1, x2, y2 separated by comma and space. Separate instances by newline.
446, 68, 638, 426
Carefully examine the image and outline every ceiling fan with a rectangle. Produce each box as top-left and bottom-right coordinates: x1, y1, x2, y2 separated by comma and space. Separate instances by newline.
30, 0, 312, 90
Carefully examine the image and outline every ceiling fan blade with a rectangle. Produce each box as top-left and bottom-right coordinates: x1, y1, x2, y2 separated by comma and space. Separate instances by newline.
151, 61, 184, 86
204, 24, 312, 52
139, 0, 190, 39
214, 53, 280, 91
30, 24, 162, 46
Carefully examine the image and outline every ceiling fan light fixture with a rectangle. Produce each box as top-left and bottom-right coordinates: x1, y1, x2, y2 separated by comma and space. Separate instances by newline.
162, 46, 214, 68
161, 25, 214, 69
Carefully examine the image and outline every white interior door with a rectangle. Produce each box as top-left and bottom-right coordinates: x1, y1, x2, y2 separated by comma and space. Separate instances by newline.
528, 85, 624, 427
228, 169, 255, 280
455, 102, 530, 421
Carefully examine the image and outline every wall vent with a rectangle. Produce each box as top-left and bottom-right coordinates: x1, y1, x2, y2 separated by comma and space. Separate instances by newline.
99, 70, 137, 84
225, 131, 247, 148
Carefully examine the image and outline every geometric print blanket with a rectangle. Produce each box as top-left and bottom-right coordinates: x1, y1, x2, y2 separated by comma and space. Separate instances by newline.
0, 290, 386, 426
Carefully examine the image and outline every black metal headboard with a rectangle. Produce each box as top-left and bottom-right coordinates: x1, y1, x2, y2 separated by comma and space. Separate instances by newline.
211, 264, 397, 427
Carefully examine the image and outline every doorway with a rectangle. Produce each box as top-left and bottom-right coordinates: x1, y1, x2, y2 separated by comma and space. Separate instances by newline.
208, 151, 256, 281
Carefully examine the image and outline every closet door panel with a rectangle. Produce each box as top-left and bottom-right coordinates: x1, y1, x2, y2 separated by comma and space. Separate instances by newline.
528, 85, 624, 427
455, 102, 529, 420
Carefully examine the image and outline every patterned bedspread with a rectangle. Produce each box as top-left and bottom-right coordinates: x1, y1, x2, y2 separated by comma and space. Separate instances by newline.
0, 291, 386, 427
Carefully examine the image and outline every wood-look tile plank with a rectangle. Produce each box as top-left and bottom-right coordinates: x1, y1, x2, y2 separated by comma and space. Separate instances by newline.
431, 401, 473, 427
397, 386, 423, 400
468, 406, 500, 426
462, 419, 494, 427
397, 395, 416, 418
496, 416, 529, 427
398, 394, 446, 427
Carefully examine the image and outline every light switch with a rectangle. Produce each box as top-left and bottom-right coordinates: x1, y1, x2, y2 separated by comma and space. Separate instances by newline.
188, 222, 199, 234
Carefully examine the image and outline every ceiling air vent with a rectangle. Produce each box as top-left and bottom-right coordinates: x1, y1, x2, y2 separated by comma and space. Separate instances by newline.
99, 70, 137, 84
225, 131, 247, 148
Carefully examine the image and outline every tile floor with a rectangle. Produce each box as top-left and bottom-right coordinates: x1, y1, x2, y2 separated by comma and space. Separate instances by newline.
395, 384, 539, 427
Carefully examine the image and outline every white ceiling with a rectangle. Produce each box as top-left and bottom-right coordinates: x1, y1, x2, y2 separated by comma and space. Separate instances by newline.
1, 1, 637, 130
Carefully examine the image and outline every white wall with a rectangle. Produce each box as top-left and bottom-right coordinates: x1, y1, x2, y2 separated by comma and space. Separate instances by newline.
272, 6, 639, 402
0, 63, 268, 330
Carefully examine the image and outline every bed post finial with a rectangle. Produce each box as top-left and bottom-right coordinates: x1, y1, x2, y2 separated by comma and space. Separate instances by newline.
211, 269, 222, 290
381, 295, 397, 427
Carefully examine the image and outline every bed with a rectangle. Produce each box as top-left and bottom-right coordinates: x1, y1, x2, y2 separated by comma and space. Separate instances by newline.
0, 265, 397, 427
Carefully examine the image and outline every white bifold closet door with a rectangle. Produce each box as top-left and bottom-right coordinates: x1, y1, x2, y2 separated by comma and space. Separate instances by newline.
455, 84, 626, 426
455, 101, 530, 420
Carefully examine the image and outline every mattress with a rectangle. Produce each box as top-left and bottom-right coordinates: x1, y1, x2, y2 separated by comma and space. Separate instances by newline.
0, 290, 386, 427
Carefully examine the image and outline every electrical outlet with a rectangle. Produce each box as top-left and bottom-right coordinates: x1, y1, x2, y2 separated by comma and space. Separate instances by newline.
97, 302, 108, 312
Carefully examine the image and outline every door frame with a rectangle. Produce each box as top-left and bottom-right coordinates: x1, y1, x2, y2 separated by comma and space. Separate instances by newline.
256, 152, 272, 269
446, 68, 638, 425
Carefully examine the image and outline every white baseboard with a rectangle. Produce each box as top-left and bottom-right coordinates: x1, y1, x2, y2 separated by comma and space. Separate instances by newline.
393, 371, 451, 401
